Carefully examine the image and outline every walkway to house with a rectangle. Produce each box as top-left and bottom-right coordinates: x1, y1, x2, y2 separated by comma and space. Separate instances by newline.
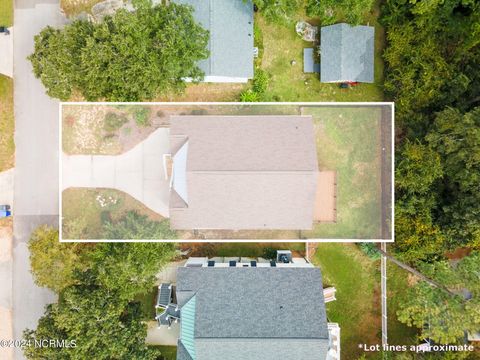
146, 320, 180, 346
62, 128, 171, 217
0, 168, 14, 206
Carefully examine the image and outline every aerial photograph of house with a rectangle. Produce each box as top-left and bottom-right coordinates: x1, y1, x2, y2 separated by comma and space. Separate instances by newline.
151, 249, 340, 360
1, 0, 479, 358
60, 103, 393, 241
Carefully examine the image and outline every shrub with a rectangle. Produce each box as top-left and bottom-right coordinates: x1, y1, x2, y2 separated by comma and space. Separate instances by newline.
252, 69, 269, 94
358, 243, 381, 260
134, 107, 151, 127
262, 247, 277, 260
240, 89, 260, 102
104, 112, 128, 132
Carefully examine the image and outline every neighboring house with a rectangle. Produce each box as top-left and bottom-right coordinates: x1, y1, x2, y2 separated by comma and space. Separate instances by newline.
156, 251, 341, 360
168, 115, 320, 230
175, 0, 254, 83
320, 23, 374, 83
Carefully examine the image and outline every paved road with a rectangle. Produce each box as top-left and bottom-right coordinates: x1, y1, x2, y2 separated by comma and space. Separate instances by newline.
13, 1, 65, 358
62, 128, 171, 218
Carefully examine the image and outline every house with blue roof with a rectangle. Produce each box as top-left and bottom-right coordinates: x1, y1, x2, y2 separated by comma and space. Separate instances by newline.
175, 0, 254, 83
155, 252, 341, 360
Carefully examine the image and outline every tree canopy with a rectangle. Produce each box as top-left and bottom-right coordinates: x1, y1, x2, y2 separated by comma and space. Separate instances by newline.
397, 252, 480, 343
29, 2, 209, 101
24, 226, 176, 359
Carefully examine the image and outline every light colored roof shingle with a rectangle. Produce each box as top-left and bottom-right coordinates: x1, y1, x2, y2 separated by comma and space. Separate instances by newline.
320, 23, 374, 83
169, 115, 319, 230
175, 0, 254, 79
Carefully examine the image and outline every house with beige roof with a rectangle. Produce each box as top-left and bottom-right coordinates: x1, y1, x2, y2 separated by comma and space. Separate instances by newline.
168, 115, 334, 230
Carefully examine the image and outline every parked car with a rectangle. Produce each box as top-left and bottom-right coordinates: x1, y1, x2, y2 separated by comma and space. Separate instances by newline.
0, 205, 11, 218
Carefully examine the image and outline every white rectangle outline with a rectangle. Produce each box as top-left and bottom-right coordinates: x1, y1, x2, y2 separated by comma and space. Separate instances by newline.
59, 102, 395, 243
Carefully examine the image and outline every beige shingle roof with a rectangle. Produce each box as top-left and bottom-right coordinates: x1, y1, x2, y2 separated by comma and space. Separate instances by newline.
169, 115, 319, 230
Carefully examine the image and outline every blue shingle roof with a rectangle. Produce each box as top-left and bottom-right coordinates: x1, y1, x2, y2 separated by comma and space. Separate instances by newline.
175, 0, 254, 79
320, 23, 374, 83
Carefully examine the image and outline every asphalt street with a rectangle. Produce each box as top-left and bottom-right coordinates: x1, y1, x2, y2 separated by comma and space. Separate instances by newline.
13, 1, 65, 358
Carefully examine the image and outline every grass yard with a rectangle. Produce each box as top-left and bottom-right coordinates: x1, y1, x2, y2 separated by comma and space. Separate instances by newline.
303, 106, 383, 239
62, 188, 167, 239
0, 0, 13, 26
136, 286, 158, 321
150, 345, 177, 360
386, 261, 419, 345
60, 0, 103, 17
313, 243, 381, 358
0, 75, 14, 171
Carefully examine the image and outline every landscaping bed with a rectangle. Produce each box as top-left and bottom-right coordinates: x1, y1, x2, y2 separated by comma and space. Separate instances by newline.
62, 187, 168, 239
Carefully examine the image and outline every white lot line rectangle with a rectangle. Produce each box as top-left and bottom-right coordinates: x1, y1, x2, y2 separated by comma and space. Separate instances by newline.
59, 102, 394, 243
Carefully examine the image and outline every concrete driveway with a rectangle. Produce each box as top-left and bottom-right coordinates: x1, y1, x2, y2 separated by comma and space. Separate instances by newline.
62, 128, 171, 217
13, 1, 65, 358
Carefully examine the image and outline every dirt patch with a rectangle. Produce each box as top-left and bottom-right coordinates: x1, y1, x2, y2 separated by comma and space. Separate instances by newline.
0, 217, 12, 262
445, 247, 472, 260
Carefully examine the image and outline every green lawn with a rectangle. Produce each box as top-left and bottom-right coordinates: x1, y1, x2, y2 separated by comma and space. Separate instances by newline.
62, 188, 167, 239
150, 345, 177, 360
255, 1, 385, 102
303, 107, 383, 239
313, 243, 381, 358
136, 286, 158, 321
0, 75, 14, 171
0, 0, 13, 26
386, 262, 419, 345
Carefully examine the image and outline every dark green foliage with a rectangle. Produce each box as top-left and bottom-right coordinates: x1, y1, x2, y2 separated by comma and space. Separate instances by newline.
305, 0, 375, 25
102, 210, 177, 240
240, 69, 270, 102
29, 2, 209, 101
254, 0, 300, 24
24, 226, 176, 359
104, 112, 128, 132
262, 247, 277, 260
358, 243, 380, 260
397, 252, 480, 343
252, 69, 269, 94
382, 0, 480, 135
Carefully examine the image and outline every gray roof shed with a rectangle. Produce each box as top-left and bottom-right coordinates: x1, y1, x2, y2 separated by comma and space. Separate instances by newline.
169, 115, 319, 230
176, 267, 330, 360
175, 0, 254, 79
320, 23, 374, 83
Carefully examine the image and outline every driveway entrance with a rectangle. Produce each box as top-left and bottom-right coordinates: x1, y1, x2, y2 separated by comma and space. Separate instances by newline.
62, 128, 171, 217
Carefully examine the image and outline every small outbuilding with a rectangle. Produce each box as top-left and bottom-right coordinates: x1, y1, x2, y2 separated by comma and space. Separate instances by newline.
320, 23, 374, 83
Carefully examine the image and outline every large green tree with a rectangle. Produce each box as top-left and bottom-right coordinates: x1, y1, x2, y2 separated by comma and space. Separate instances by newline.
397, 252, 480, 343
24, 286, 159, 360
254, 0, 300, 24
28, 226, 86, 292
29, 2, 209, 101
